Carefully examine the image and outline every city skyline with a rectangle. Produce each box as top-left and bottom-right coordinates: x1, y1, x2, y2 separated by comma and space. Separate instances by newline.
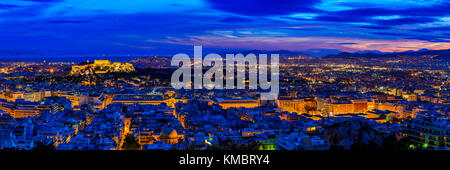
0, 0, 449, 158
1, 0, 450, 56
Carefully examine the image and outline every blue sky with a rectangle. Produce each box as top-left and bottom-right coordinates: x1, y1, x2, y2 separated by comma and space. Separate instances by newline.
0, 0, 449, 56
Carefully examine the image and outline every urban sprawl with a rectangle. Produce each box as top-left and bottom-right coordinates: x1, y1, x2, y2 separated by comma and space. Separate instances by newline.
0, 52, 448, 150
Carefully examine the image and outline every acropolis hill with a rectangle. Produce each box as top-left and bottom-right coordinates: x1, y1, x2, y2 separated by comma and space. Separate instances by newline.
70, 60, 135, 75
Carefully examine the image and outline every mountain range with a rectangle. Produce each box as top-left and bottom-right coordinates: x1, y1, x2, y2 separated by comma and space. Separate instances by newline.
323, 49, 450, 61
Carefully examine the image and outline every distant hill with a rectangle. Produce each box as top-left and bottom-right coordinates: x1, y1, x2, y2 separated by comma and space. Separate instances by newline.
217, 50, 313, 58
130, 56, 172, 68
355, 50, 386, 54
302, 49, 342, 57
323, 49, 450, 60
128, 49, 449, 68
320, 49, 449, 69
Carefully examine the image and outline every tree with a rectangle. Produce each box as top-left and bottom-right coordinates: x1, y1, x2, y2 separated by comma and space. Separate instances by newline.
122, 134, 141, 150
381, 134, 409, 150
246, 140, 260, 150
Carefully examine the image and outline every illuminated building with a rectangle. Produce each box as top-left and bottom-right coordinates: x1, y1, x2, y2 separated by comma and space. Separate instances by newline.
214, 97, 260, 109
316, 97, 330, 115
256, 137, 277, 150
57, 92, 81, 109
79, 94, 109, 110
403, 112, 449, 149
278, 112, 301, 123
112, 95, 165, 105
70, 60, 135, 75
165, 97, 189, 108
277, 98, 306, 114
93, 60, 110, 65
138, 130, 156, 145
111, 95, 187, 109
352, 99, 369, 113
276, 97, 317, 114
0, 90, 52, 102
328, 99, 371, 115
377, 102, 406, 114
158, 127, 183, 144
0, 99, 52, 118
276, 97, 317, 115
241, 128, 264, 137
123, 117, 132, 136
404, 94, 418, 101
365, 109, 391, 123
329, 102, 353, 114
70, 65, 89, 75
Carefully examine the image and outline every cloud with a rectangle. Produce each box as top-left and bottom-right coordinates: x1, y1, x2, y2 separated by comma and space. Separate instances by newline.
370, 32, 411, 37
146, 35, 450, 52
315, 13, 436, 26
315, 15, 366, 22
0, 0, 449, 56
45, 20, 92, 24
335, 43, 358, 45
405, 36, 450, 43
358, 25, 391, 30
0, 1, 62, 18
205, 0, 321, 16
313, 2, 450, 25
313, 8, 392, 23
0, 4, 22, 9
413, 26, 450, 33
21, 0, 64, 2
318, 1, 450, 17
375, 17, 437, 26
218, 16, 252, 23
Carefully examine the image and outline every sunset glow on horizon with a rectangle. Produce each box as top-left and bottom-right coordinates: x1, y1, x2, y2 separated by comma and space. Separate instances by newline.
0, 0, 449, 56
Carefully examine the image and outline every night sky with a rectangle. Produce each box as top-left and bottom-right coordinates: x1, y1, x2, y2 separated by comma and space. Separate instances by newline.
0, 0, 450, 56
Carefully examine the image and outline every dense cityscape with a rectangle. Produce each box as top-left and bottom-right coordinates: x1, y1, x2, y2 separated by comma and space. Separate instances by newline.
0, 49, 448, 150
0, 0, 449, 158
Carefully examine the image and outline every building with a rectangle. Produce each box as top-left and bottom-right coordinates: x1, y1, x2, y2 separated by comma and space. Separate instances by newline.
70, 60, 135, 75
277, 97, 317, 115
277, 132, 329, 150
0, 99, 53, 118
329, 99, 371, 115
0, 90, 52, 102
112, 95, 166, 106
158, 127, 183, 144
403, 112, 449, 149
111, 94, 186, 109
214, 97, 260, 109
